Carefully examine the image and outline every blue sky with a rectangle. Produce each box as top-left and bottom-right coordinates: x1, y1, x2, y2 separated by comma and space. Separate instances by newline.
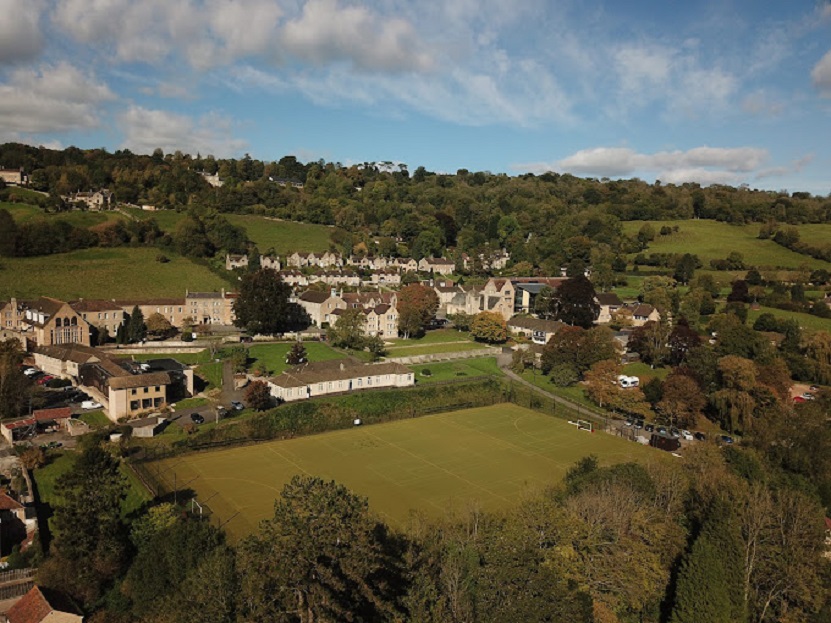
1, 0, 830, 194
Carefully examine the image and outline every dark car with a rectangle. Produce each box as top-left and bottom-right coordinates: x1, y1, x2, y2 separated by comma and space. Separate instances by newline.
190, 413, 205, 424
644, 423, 655, 433
694, 431, 707, 441
230, 401, 244, 411
719, 434, 734, 445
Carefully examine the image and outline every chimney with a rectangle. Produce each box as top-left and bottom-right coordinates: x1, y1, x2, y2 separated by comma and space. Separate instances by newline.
340, 362, 345, 371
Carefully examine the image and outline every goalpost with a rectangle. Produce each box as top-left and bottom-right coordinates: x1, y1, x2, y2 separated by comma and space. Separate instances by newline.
576, 419, 594, 433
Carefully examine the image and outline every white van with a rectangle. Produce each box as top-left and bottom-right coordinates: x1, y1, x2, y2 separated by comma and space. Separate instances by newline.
81, 400, 103, 410
618, 375, 640, 388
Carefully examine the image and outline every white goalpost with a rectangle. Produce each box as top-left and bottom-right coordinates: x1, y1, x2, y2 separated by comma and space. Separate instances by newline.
576, 419, 594, 432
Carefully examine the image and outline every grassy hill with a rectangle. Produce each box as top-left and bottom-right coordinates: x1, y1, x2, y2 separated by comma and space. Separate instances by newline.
3, 202, 125, 228
0, 247, 231, 300
123, 208, 335, 253
622, 220, 831, 270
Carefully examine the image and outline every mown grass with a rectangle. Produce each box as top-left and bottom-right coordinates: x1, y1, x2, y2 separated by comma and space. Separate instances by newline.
151, 403, 659, 539
621, 220, 831, 270
3, 202, 126, 228
386, 329, 473, 346
78, 411, 111, 429
622, 363, 671, 382
386, 342, 491, 357
0, 247, 229, 300
125, 350, 213, 365
247, 342, 346, 376
411, 357, 503, 383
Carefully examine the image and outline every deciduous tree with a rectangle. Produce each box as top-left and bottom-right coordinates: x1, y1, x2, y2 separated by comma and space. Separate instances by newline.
245, 380, 273, 411
549, 276, 599, 328
327, 308, 366, 350
469, 312, 507, 344
397, 284, 439, 338
233, 269, 309, 335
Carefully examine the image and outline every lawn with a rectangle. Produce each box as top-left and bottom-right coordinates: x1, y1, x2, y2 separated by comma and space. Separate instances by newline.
747, 306, 831, 333
34, 452, 151, 520
518, 370, 605, 414
197, 362, 223, 389
150, 403, 659, 539
125, 350, 213, 365
387, 329, 473, 346
247, 341, 346, 375
411, 357, 504, 383
793, 224, 831, 247
3, 202, 125, 228
78, 410, 111, 429
622, 363, 671, 382
621, 220, 831, 270
385, 342, 491, 357
0, 247, 230, 300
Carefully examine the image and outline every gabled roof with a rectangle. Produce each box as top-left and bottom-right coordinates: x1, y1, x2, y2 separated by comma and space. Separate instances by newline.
507, 316, 564, 333
69, 299, 125, 313
32, 407, 72, 421
630, 304, 657, 317
0, 491, 24, 511
108, 371, 171, 390
269, 359, 411, 389
6, 586, 82, 623
596, 292, 623, 306
35, 344, 101, 364
299, 291, 331, 304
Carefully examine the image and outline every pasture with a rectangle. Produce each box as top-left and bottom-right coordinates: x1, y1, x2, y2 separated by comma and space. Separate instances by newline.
621, 219, 831, 270
150, 404, 658, 539
0, 247, 230, 300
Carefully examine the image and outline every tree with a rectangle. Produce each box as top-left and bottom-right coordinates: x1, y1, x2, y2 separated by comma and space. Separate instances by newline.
40, 444, 129, 606
0, 208, 17, 256
397, 284, 439, 338
727, 280, 749, 303
673, 253, 697, 284
541, 326, 618, 380
233, 269, 309, 335
584, 359, 621, 408
19, 446, 46, 471
127, 305, 147, 343
238, 476, 404, 623
657, 373, 706, 428
245, 380, 273, 411
286, 341, 308, 366
533, 285, 557, 319
550, 276, 599, 328
629, 320, 671, 367
469, 312, 507, 344
145, 312, 173, 339
327, 308, 366, 350
0, 339, 27, 419
667, 318, 701, 365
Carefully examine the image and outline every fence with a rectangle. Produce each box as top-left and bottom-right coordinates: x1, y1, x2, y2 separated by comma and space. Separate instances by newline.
0, 568, 35, 601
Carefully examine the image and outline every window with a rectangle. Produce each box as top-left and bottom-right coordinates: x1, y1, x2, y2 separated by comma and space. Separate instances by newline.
154, 386, 160, 391
131, 389, 136, 395
143, 387, 149, 393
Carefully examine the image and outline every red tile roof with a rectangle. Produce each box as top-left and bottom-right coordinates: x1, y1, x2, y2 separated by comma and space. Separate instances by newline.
0, 491, 24, 511
32, 407, 72, 421
6, 586, 81, 623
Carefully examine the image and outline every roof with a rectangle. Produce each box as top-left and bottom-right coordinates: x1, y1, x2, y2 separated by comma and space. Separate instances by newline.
1, 418, 35, 431
514, 283, 547, 294
20, 297, 67, 326
187, 292, 226, 300
114, 298, 185, 307
7, 586, 82, 623
269, 359, 411, 389
631, 304, 656, 317
299, 291, 331, 304
32, 407, 72, 421
35, 343, 101, 364
108, 371, 171, 390
69, 299, 125, 312
129, 416, 166, 429
596, 292, 623, 306
424, 258, 454, 265
507, 315, 564, 333
0, 491, 24, 511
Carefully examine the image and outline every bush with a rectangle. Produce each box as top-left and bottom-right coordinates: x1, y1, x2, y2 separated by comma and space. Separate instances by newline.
420, 368, 432, 377
549, 363, 579, 387
46, 377, 71, 388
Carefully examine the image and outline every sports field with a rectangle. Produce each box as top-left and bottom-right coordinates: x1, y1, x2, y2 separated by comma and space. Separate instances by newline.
151, 404, 658, 539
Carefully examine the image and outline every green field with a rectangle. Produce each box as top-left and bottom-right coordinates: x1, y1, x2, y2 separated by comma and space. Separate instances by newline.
747, 306, 831, 333
0, 247, 230, 299
411, 357, 503, 383
151, 404, 657, 539
124, 208, 334, 253
3, 202, 125, 228
385, 342, 491, 357
793, 224, 831, 247
622, 220, 831, 270
387, 329, 473, 346
247, 342, 347, 375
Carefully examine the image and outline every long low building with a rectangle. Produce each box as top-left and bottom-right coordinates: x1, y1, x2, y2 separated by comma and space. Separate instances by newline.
266, 359, 414, 402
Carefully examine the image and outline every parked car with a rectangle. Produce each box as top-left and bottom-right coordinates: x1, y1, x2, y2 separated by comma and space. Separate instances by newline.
230, 401, 244, 411
633, 420, 644, 430
36, 375, 54, 385
694, 431, 707, 441
81, 400, 103, 410
809, 385, 820, 392
719, 434, 735, 445
657, 426, 667, 435
680, 430, 694, 441
190, 413, 205, 424
801, 393, 815, 400
22, 368, 39, 377
644, 423, 655, 433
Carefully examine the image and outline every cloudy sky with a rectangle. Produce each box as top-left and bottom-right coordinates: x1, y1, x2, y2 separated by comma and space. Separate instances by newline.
2, 0, 830, 193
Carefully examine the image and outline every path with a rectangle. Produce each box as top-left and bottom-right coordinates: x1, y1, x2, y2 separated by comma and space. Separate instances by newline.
496, 354, 614, 430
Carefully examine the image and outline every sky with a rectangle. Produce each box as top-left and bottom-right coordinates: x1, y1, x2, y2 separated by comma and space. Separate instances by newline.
1, 0, 831, 194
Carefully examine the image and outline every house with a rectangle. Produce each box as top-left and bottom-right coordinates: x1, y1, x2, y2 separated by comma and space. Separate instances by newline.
478, 277, 565, 320
69, 300, 127, 338
341, 291, 397, 310
418, 257, 455, 275
434, 284, 464, 310
370, 270, 401, 286
296, 291, 347, 327
390, 257, 418, 272
186, 290, 236, 326
199, 172, 224, 187
225, 253, 249, 271
0, 491, 37, 556
0, 168, 27, 186
507, 316, 564, 345
267, 359, 414, 403
68, 189, 113, 210
5, 585, 83, 623
629, 304, 661, 327
0, 298, 91, 348
596, 292, 624, 324
115, 297, 188, 329
0, 408, 72, 444
279, 270, 309, 288
260, 255, 281, 271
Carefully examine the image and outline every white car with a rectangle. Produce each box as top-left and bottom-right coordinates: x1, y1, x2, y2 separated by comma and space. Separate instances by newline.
680, 430, 694, 441
81, 400, 103, 410
23, 368, 39, 376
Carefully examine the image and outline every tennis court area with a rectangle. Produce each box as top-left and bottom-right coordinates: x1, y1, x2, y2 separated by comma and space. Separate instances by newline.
151, 404, 657, 539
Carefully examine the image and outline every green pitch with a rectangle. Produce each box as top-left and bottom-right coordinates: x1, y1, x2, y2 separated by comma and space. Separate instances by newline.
152, 404, 659, 539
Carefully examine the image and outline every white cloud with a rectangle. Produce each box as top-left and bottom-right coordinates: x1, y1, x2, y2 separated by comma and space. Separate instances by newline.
0, 0, 44, 63
811, 49, 831, 96
514, 145, 772, 186
614, 44, 672, 95
118, 106, 247, 157
741, 90, 785, 116
0, 62, 114, 135
281, 0, 433, 72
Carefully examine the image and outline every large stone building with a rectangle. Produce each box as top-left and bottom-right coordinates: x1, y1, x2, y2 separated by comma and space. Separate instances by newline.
0, 298, 91, 348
